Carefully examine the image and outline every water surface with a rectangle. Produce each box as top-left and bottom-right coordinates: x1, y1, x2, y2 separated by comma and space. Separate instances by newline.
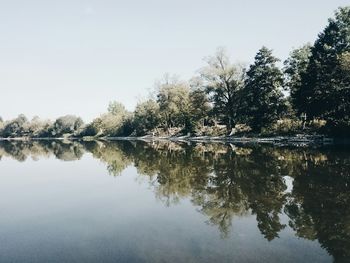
0, 140, 349, 262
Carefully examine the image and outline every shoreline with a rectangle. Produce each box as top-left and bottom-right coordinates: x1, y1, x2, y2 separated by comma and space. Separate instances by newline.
0, 134, 343, 147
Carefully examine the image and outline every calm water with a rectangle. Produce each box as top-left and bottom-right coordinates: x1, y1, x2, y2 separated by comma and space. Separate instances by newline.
0, 140, 349, 263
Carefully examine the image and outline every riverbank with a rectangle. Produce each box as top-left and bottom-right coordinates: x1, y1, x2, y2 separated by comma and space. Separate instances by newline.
1, 134, 339, 147
104, 134, 338, 147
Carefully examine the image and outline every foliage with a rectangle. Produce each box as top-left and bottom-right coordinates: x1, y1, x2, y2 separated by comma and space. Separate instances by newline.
240, 47, 286, 132
108, 101, 129, 116
133, 99, 162, 136
156, 75, 191, 130
85, 101, 133, 137
1, 114, 28, 137
195, 124, 227, 137
297, 7, 350, 134
51, 115, 84, 137
233, 123, 252, 135
199, 48, 245, 130
24, 117, 52, 137
184, 87, 211, 134
261, 118, 303, 136
284, 44, 312, 114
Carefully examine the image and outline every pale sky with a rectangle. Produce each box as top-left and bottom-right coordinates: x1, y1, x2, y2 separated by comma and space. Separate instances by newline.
0, 0, 348, 122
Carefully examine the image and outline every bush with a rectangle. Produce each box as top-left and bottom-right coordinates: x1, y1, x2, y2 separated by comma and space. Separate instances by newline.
308, 119, 327, 132
233, 123, 252, 135
195, 125, 227, 136
261, 118, 303, 136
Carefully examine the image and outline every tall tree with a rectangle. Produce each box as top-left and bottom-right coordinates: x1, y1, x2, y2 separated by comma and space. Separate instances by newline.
199, 48, 245, 131
283, 44, 312, 114
240, 47, 285, 131
299, 7, 350, 132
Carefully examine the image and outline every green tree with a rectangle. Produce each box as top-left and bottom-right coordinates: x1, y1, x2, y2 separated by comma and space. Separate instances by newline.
90, 101, 132, 137
299, 7, 350, 134
133, 99, 162, 135
156, 75, 191, 131
283, 44, 312, 114
199, 48, 245, 131
240, 47, 286, 132
52, 115, 84, 137
108, 101, 129, 116
185, 87, 211, 133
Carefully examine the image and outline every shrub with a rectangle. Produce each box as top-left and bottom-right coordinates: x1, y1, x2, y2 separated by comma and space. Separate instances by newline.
261, 118, 303, 136
233, 124, 252, 135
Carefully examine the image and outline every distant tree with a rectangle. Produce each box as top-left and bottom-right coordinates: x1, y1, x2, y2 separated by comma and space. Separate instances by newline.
283, 44, 312, 114
2, 114, 28, 137
90, 114, 121, 137
134, 99, 162, 135
0, 117, 4, 136
299, 7, 350, 133
108, 101, 129, 116
89, 102, 132, 137
52, 115, 84, 137
240, 47, 286, 132
24, 117, 52, 137
184, 87, 211, 133
199, 48, 245, 131
78, 123, 99, 137
156, 75, 191, 130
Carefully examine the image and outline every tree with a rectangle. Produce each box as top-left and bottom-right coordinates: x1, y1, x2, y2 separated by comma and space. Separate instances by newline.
2, 114, 28, 137
108, 101, 129, 116
52, 115, 84, 137
24, 117, 52, 137
156, 75, 191, 131
134, 99, 162, 135
186, 87, 211, 132
89, 102, 132, 137
240, 47, 286, 132
0, 117, 4, 136
199, 48, 245, 131
299, 7, 350, 133
283, 44, 312, 114
339, 51, 350, 73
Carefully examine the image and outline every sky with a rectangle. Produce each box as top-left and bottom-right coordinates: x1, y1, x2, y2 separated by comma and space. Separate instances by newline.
0, 0, 349, 122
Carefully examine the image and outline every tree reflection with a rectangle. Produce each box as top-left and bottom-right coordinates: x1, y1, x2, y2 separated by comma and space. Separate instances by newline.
0, 140, 85, 162
284, 147, 350, 262
0, 140, 349, 261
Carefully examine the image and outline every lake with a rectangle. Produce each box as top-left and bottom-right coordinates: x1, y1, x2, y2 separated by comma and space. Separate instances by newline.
0, 140, 349, 263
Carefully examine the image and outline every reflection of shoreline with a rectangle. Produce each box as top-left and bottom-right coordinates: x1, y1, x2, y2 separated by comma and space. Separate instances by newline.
0, 135, 337, 147
0, 140, 349, 261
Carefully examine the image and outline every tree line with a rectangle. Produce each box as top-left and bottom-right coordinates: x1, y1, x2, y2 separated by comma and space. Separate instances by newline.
0, 6, 349, 138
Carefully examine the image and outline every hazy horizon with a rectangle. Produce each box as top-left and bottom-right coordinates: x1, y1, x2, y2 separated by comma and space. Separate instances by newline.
1, 0, 349, 122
